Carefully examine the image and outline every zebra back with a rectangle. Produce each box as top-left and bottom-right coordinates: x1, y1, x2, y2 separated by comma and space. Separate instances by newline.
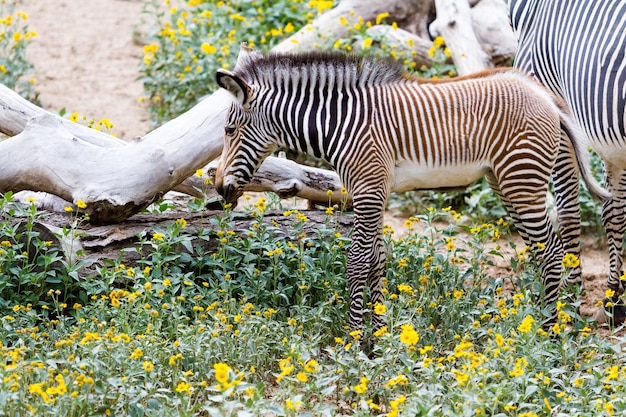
510, 0, 626, 149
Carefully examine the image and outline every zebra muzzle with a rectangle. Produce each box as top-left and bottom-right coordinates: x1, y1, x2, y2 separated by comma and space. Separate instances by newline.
218, 182, 242, 203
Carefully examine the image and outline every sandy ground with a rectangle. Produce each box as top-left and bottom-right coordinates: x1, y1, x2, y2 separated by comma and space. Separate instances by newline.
13, 0, 621, 326
17, 0, 150, 139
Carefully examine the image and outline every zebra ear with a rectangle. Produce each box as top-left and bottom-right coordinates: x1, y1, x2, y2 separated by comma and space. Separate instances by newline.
216, 69, 250, 106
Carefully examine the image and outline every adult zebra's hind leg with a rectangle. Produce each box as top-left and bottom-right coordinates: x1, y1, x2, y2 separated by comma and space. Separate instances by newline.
601, 163, 626, 323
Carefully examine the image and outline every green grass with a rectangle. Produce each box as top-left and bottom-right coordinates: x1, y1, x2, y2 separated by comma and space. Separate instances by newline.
1, 192, 625, 416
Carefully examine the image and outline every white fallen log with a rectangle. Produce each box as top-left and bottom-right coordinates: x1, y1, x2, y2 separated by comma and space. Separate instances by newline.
0, 47, 346, 224
470, 0, 517, 67
0, 86, 232, 223
272, 0, 433, 53
429, 0, 494, 75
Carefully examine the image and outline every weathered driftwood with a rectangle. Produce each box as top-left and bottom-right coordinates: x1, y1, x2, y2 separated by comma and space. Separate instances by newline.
470, 0, 517, 67
272, 0, 433, 53
429, 0, 493, 75
0, 83, 234, 223
274, 0, 515, 74
11, 209, 354, 277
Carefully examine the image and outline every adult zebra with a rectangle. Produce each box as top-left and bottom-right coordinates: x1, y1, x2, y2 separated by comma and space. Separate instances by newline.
509, 0, 626, 321
214, 51, 609, 332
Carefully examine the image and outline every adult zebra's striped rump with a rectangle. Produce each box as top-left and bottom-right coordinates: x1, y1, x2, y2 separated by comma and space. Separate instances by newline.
214, 49, 609, 334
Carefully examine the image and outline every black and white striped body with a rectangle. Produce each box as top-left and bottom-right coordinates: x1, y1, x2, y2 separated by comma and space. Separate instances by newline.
510, 0, 626, 302
214, 52, 608, 332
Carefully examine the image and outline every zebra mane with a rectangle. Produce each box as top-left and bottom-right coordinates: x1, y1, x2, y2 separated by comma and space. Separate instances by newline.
232, 51, 407, 86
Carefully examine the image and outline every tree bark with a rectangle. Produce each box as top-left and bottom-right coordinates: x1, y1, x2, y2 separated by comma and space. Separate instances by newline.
10, 209, 354, 277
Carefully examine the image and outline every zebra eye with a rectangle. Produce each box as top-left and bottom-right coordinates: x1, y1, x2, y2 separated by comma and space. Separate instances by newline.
224, 125, 237, 135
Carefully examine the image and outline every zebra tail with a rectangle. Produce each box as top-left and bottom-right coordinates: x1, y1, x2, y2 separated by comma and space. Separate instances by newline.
560, 113, 612, 201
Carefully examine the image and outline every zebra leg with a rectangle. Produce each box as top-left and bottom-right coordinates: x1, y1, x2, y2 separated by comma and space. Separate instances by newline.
346, 191, 388, 333
499, 182, 564, 325
552, 136, 583, 286
367, 231, 387, 331
485, 172, 529, 244
601, 163, 626, 322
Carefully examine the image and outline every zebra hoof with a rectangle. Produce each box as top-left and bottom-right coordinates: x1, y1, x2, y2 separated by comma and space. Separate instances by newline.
602, 298, 626, 325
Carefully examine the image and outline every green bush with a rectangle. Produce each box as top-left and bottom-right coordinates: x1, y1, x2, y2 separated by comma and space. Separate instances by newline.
139, 0, 337, 125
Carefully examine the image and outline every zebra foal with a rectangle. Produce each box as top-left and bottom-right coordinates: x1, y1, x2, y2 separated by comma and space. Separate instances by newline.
214, 51, 609, 332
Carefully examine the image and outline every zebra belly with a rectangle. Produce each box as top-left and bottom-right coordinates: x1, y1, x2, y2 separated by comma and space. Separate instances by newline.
391, 162, 489, 193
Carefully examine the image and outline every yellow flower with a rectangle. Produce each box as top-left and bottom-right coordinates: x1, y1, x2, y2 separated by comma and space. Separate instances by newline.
605, 365, 619, 382
385, 374, 408, 388
284, 22, 295, 33
296, 372, 308, 382
399, 323, 419, 346
562, 253, 580, 269
304, 359, 319, 373
152, 233, 164, 241
352, 377, 369, 394
453, 370, 470, 385
214, 362, 231, 384
255, 198, 267, 212
231, 13, 246, 22
143, 361, 154, 372
175, 381, 192, 394
376, 12, 390, 25
373, 302, 387, 315
201, 42, 217, 54
129, 348, 143, 359
518, 314, 535, 333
